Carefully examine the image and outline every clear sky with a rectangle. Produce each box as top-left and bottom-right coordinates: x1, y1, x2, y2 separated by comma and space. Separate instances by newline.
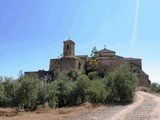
0, 0, 160, 83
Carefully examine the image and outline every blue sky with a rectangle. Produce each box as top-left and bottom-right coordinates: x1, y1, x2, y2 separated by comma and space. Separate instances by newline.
0, 0, 160, 83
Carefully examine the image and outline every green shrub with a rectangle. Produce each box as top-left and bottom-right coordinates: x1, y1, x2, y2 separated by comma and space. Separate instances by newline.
2, 78, 20, 107
67, 70, 78, 81
37, 81, 59, 108
0, 82, 7, 107
69, 75, 91, 106
88, 71, 99, 80
55, 71, 91, 107
88, 79, 107, 104
16, 75, 41, 111
55, 79, 76, 107
150, 83, 160, 93
55, 73, 91, 107
0, 65, 138, 110
54, 72, 76, 107
104, 65, 137, 103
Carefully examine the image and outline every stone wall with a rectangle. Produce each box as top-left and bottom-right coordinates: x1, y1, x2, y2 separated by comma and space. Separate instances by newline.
97, 57, 150, 87
49, 56, 85, 74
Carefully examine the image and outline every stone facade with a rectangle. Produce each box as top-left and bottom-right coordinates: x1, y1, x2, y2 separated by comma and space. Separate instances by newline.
49, 40, 87, 75
25, 39, 151, 87
63, 40, 75, 56
49, 56, 85, 74
95, 49, 150, 87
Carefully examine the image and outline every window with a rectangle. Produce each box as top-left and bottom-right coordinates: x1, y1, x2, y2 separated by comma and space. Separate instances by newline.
67, 45, 69, 50
133, 68, 141, 75
78, 62, 81, 69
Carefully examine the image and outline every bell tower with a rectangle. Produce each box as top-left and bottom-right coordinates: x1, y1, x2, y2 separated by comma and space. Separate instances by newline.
63, 39, 75, 56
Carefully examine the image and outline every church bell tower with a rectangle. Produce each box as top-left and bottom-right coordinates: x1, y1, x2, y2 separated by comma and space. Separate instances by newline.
63, 40, 75, 56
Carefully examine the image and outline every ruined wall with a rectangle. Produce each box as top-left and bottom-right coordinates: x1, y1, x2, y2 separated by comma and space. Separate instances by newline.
130, 62, 151, 87
76, 55, 89, 63
130, 59, 142, 69
98, 57, 150, 87
49, 58, 59, 71
49, 56, 85, 74
137, 73, 151, 87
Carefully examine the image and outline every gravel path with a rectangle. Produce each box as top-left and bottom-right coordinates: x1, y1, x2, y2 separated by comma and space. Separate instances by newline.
125, 92, 158, 120
71, 91, 160, 120
71, 105, 128, 120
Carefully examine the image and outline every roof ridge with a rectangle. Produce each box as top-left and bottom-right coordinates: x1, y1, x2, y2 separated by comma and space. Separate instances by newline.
96, 48, 115, 53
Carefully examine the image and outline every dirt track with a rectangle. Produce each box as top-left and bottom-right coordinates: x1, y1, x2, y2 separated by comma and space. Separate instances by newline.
74, 91, 160, 120
0, 91, 160, 120
110, 91, 160, 120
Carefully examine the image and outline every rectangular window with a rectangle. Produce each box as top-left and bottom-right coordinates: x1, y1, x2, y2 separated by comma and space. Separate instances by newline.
67, 45, 69, 50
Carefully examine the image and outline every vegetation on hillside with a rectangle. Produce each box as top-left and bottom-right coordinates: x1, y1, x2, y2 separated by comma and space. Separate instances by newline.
0, 65, 137, 111
150, 82, 160, 93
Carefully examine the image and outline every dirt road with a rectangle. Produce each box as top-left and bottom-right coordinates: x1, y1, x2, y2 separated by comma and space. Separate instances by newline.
111, 91, 160, 120
73, 91, 160, 120
0, 91, 160, 120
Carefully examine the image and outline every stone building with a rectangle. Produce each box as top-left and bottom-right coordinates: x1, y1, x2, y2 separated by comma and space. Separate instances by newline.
49, 40, 88, 74
25, 39, 151, 87
94, 48, 150, 87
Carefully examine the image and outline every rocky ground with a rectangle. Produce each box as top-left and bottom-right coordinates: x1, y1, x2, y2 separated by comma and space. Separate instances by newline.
0, 91, 160, 120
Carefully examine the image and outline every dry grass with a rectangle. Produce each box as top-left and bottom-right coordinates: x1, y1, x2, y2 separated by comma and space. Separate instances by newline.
0, 108, 18, 117
0, 102, 94, 120
137, 86, 160, 97
137, 86, 150, 92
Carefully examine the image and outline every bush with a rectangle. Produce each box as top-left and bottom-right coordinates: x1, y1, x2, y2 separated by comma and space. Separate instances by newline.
2, 75, 60, 110
69, 75, 91, 106
104, 65, 137, 103
2, 78, 20, 107
55, 73, 90, 107
88, 71, 99, 80
88, 79, 107, 104
55, 79, 76, 107
0, 65, 138, 111
0, 82, 7, 107
37, 82, 59, 108
150, 83, 160, 93
16, 75, 41, 111
53, 72, 75, 107
54, 71, 92, 107
67, 70, 78, 81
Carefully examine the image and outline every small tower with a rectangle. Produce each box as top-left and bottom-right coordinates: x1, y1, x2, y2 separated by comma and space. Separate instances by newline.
63, 40, 75, 56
